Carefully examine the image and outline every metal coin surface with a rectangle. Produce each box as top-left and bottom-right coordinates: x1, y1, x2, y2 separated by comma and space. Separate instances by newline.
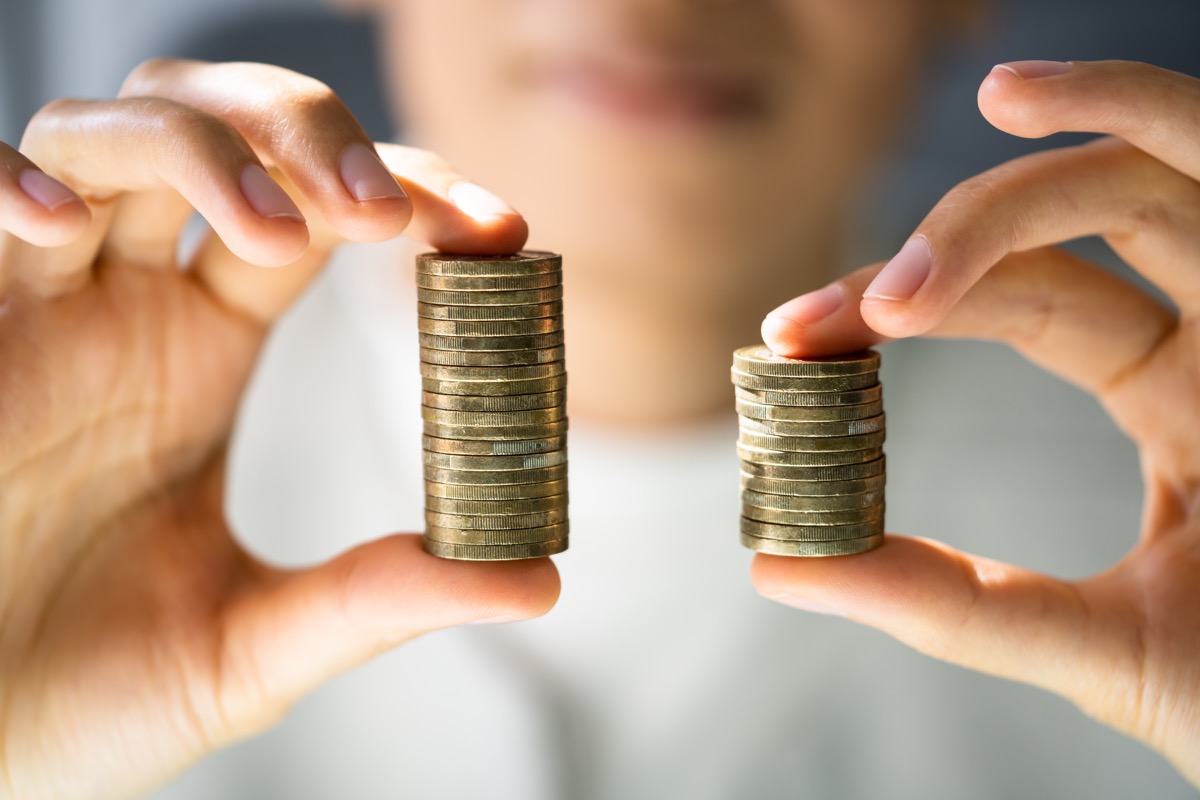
739, 457, 886, 481
738, 429, 885, 452
738, 414, 885, 438
417, 300, 562, 320
420, 345, 565, 366
424, 419, 568, 440
419, 331, 565, 351
424, 525, 567, 546
420, 361, 565, 381
741, 489, 884, 511
741, 517, 884, 541
735, 399, 883, 422
732, 346, 880, 377
421, 374, 567, 396
416, 272, 560, 291
417, 316, 563, 336
425, 510, 568, 531
422, 435, 568, 456
422, 406, 567, 426
425, 494, 568, 515
739, 531, 883, 557
736, 444, 883, 467
422, 537, 568, 561
739, 472, 885, 497
734, 385, 882, 407
425, 479, 568, 500
422, 449, 568, 471
731, 369, 878, 392
423, 463, 567, 485
416, 251, 561, 276
416, 286, 563, 306
742, 504, 884, 526
422, 390, 564, 412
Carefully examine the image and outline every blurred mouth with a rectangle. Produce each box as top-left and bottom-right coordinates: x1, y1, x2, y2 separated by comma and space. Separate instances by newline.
528, 54, 772, 133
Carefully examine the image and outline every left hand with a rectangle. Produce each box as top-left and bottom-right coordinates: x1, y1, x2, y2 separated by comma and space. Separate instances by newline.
752, 59, 1200, 786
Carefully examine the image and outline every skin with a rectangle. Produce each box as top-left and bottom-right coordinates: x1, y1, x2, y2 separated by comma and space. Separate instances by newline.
0, 3, 1196, 798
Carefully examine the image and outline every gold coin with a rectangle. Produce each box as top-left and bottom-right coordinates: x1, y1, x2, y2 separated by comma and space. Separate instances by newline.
732, 346, 880, 377
425, 494, 568, 515
422, 449, 567, 471
424, 526, 567, 546
730, 368, 878, 392
424, 419, 568, 440
737, 414, 885, 438
738, 429, 885, 452
417, 300, 563, 321
422, 406, 567, 426
416, 272, 560, 291
421, 374, 568, 396
740, 472, 885, 496
417, 316, 563, 337
417, 286, 563, 306
420, 361, 565, 381
425, 509, 568, 531
419, 331, 565, 351
741, 517, 884, 541
736, 445, 883, 467
420, 345, 566, 366
422, 390, 564, 412
735, 399, 883, 422
734, 385, 882, 407
423, 463, 568, 484
424, 479, 568, 500
423, 434, 568, 456
742, 503, 884, 526
740, 531, 883, 557
422, 537, 568, 561
741, 489, 884, 511
739, 457, 886, 480
416, 251, 561, 277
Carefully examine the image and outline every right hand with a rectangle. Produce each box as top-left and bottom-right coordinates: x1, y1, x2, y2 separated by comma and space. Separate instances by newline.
0, 59, 559, 799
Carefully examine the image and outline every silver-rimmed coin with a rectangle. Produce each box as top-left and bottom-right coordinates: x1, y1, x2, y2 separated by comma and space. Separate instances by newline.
422, 406, 567, 426
416, 272, 560, 291
734, 385, 882, 407
730, 368, 878, 393
424, 479, 568, 500
739, 457, 886, 481
422, 449, 568, 471
421, 390, 564, 412
420, 361, 565, 381
421, 374, 567, 396
425, 510, 568, 531
419, 330, 565, 351
417, 300, 563, 321
732, 346, 880, 378
422, 463, 568, 485
420, 345, 566, 366
424, 419, 568, 440
425, 494, 568, 515
738, 429, 885, 452
738, 414, 885, 438
739, 472, 885, 496
416, 251, 561, 277
741, 489, 884, 512
739, 531, 883, 557
416, 286, 563, 306
735, 399, 883, 422
422, 537, 568, 561
417, 316, 563, 337
741, 517, 884, 541
422, 435, 568, 456
742, 504, 884, 526
736, 445, 883, 467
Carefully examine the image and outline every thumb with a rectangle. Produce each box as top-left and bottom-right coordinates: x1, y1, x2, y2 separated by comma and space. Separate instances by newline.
218, 533, 560, 732
749, 536, 1141, 724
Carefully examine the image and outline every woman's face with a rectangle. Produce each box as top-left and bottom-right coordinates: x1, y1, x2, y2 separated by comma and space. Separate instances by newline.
373, 1, 951, 293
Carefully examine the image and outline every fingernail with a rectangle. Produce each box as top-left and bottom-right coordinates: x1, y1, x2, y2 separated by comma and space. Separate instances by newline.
763, 593, 847, 618
761, 283, 844, 352
239, 164, 305, 222
992, 60, 1072, 79
864, 237, 932, 302
339, 142, 407, 202
18, 169, 79, 211
449, 181, 518, 221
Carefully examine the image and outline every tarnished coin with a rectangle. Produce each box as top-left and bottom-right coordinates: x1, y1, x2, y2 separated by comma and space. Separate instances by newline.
422, 537, 568, 561
417, 316, 563, 337
422, 449, 568, 471
424, 419, 568, 440
737, 413, 885, 438
738, 429, 885, 452
422, 390, 564, 412
425, 478, 568, 500
416, 286, 563, 306
740, 457, 886, 481
736, 445, 883, 467
739, 531, 883, 557
739, 472, 885, 497
732, 346, 880, 378
416, 251, 561, 277
735, 385, 882, 407
424, 525, 567, 546
416, 271, 560, 291
420, 345, 565, 367
735, 399, 883, 423
426, 509, 568, 531
421, 373, 568, 396
419, 330, 565, 351
417, 300, 562, 321
425, 494, 568, 515
741, 517, 883, 541
420, 361, 565, 381
741, 489, 884, 511
730, 368, 878, 392
422, 406, 567, 426
422, 434, 568, 456
742, 503, 884, 526
422, 463, 568, 484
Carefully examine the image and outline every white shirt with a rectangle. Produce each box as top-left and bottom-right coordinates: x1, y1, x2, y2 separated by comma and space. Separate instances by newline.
149, 241, 1194, 799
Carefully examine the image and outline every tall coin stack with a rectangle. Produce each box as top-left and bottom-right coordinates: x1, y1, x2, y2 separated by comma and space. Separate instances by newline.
417, 251, 569, 561
731, 345, 885, 556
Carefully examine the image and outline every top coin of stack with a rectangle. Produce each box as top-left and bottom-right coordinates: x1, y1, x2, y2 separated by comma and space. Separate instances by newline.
416, 251, 569, 561
731, 345, 885, 557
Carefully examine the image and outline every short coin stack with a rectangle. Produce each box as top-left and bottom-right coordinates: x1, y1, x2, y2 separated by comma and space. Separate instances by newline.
417, 251, 568, 561
732, 345, 885, 556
